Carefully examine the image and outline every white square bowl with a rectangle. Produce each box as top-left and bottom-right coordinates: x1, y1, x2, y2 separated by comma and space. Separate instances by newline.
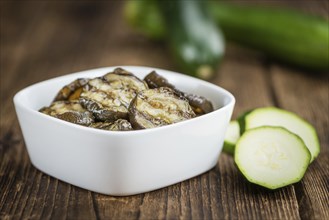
13, 66, 235, 196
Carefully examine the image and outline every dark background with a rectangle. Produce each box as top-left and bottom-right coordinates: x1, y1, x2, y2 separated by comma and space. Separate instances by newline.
1, 1, 328, 219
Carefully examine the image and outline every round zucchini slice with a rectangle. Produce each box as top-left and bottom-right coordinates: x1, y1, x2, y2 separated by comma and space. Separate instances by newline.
103, 68, 148, 94
53, 78, 89, 101
223, 120, 240, 155
39, 100, 94, 126
144, 71, 213, 115
235, 126, 311, 190
80, 68, 148, 121
144, 71, 175, 89
128, 87, 196, 129
184, 93, 214, 115
243, 107, 320, 162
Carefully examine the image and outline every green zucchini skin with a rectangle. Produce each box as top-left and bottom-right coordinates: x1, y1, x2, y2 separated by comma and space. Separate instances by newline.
124, 0, 165, 40
209, 2, 329, 70
237, 109, 254, 135
158, 0, 225, 79
223, 120, 240, 155
124, 1, 329, 71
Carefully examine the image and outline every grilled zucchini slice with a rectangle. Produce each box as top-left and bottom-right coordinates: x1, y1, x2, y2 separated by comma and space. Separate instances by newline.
144, 71, 213, 115
80, 68, 148, 121
39, 100, 94, 126
54, 78, 89, 101
128, 87, 196, 129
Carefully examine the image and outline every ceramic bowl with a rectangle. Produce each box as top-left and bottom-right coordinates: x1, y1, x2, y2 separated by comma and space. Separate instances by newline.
14, 66, 235, 196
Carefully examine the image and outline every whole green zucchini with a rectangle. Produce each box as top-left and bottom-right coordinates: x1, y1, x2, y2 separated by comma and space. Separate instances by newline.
124, 1, 329, 70
158, 0, 225, 79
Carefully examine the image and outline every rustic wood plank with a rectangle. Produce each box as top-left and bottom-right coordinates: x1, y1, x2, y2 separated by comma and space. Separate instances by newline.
1, 1, 328, 220
139, 189, 168, 219
213, 58, 301, 220
267, 2, 329, 218
163, 184, 180, 219
66, 187, 98, 220
270, 65, 329, 220
214, 48, 273, 117
93, 193, 142, 220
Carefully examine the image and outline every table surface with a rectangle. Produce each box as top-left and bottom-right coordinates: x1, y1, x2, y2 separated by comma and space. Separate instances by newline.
1, 1, 328, 219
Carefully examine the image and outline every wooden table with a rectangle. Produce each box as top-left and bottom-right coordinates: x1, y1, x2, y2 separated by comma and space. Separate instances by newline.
1, 1, 328, 219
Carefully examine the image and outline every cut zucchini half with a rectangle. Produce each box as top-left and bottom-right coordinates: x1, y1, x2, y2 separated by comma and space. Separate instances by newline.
243, 107, 320, 162
223, 120, 240, 155
235, 126, 311, 190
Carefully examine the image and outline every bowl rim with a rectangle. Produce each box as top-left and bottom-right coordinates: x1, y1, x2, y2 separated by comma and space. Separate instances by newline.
13, 65, 235, 136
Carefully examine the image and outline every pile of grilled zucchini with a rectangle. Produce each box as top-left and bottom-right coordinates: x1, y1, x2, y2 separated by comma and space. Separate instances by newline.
39, 68, 213, 131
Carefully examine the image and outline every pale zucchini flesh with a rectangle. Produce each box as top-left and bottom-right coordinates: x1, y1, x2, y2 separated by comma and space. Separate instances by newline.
223, 120, 240, 155
244, 107, 320, 162
235, 126, 311, 190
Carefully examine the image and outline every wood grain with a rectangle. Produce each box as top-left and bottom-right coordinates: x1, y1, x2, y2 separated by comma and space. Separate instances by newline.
270, 65, 329, 220
1, 1, 328, 219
